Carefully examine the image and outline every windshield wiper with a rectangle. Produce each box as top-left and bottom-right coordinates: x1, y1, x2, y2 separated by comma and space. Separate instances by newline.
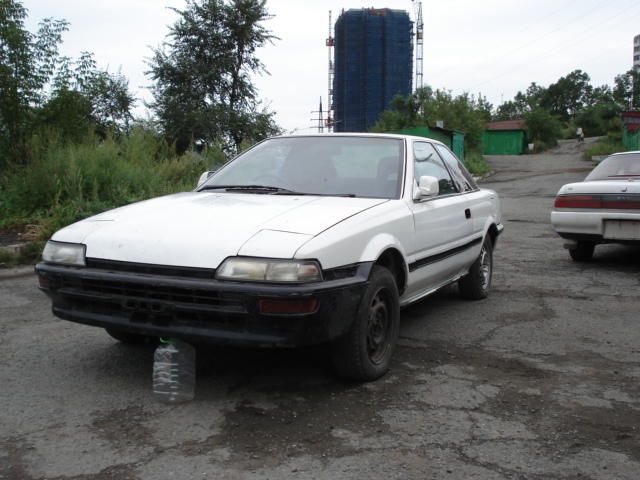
607, 174, 640, 178
273, 191, 357, 197
200, 184, 358, 197
199, 184, 298, 194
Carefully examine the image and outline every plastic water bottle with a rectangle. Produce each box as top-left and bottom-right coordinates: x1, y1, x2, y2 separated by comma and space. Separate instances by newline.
152, 339, 196, 403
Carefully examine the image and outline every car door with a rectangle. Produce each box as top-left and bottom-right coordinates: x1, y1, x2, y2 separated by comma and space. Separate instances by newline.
404, 141, 475, 300
434, 144, 492, 241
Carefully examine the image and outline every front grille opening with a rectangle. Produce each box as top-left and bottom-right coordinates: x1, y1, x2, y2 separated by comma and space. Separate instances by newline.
59, 276, 242, 309
86, 258, 217, 279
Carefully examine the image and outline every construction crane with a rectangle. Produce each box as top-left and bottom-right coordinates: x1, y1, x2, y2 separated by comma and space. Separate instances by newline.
412, 1, 424, 92
326, 11, 335, 132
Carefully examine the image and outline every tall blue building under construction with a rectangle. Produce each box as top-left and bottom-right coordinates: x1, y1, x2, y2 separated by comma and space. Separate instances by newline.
333, 8, 413, 132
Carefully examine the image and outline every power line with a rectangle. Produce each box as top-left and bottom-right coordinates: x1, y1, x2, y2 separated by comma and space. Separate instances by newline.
466, 0, 640, 92
431, 0, 618, 81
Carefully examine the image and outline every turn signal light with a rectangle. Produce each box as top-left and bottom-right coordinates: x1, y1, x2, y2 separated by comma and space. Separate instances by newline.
259, 298, 318, 315
37, 274, 50, 289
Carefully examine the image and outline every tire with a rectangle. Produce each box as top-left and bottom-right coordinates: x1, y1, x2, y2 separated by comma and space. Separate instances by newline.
459, 236, 493, 300
105, 328, 156, 345
331, 266, 400, 382
569, 242, 595, 262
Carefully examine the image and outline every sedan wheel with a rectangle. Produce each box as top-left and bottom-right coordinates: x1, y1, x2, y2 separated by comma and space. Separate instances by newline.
459, 236, 493, 300
331, 266, 400, 381
569, 242, 595, 262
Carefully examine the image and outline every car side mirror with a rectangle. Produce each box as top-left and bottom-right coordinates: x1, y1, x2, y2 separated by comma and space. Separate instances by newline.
414, 175, 439, 199
197, 171, 215, 188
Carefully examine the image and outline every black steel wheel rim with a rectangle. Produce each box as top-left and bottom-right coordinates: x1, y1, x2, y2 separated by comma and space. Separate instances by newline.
366, 287, 392, 365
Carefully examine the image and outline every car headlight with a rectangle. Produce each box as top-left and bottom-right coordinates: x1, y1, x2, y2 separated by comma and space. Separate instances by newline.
216, 257, 322, 282
42, 241, 86, 266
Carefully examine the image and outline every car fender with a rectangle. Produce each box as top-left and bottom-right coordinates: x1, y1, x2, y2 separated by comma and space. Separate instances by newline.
293, 200, 415, 271
359, 233, 409, 270
481, 214, 502, 247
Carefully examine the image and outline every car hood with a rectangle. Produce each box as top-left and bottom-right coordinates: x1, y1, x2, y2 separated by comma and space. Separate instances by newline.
52, 192, 388, 269
558, 180, 640, 195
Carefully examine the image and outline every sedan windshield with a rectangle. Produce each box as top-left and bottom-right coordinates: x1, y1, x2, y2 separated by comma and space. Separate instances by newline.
200, 136, 405, 199
586, 153, 640, 181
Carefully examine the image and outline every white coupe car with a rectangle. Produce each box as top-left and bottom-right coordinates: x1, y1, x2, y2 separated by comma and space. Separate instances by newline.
36, 134, 503, 381
552, 151, 640, 261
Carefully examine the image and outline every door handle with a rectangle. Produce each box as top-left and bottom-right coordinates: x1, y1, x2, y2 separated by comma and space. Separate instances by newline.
465, 208, 471, 219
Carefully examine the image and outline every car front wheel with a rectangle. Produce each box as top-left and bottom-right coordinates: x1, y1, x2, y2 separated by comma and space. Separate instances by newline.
569, 242, 595, 262
331, 266, 400, 381
459, 236, 493, 300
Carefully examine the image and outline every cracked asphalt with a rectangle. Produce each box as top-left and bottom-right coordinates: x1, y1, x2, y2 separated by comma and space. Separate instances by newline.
1, 139, 639, 479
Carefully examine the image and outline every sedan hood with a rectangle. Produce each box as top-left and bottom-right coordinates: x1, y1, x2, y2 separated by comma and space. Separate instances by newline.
52, 192, 387, 268
558, 179, 640, 195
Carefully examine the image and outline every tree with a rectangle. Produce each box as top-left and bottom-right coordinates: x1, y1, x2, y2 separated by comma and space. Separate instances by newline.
613, 70, 640, 110
0, 0, 68, 164
575, 102, 620, 137
495, 82, 546, 120
0, 1, 135, 164
46, 52, 135, 139
147, 0, 280, 154
539, 70, 593, 120
524, 108, 563, 146
372, 87, 492, 152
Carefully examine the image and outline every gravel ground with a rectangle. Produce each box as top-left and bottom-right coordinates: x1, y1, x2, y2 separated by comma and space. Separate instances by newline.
1, 138, 639, 479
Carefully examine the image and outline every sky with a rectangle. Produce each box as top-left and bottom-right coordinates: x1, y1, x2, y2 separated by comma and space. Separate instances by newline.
23, 0, 640, 133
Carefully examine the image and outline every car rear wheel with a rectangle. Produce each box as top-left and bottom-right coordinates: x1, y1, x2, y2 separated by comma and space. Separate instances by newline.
459, 236, 493, 300
331, 266, 400, 381
569, 242, 595, 262
105, 328, 156, 345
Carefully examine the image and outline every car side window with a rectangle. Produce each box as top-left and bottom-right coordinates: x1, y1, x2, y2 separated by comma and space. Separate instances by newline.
435, 145, 478, 192
413, 142, 457, 195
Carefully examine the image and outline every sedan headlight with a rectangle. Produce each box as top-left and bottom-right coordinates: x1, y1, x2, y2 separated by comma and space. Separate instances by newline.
216, 257, 322, 282
42, 241, 86, 266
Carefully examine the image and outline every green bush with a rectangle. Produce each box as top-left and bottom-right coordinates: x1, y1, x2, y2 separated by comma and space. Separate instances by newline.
581, 136, 625, 161
524, 108, 563, 147
465, 151, 491, 177
0, 127, 226, 240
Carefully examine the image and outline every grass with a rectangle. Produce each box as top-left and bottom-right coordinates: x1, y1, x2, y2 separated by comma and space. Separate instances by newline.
581, 133, 625, 161
465, 150, 492, 177
0, 127, 225, 255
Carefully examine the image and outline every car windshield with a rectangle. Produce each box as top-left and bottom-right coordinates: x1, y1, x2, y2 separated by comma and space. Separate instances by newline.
585, 153, 640, 181
199, 136, 405, 199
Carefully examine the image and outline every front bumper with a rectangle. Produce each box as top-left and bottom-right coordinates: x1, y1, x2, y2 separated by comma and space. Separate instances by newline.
35, 261, 371, 347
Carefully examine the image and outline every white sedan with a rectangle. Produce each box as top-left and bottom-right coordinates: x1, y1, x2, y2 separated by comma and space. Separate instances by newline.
552, 151, 640, 261
36, 134, 503, 381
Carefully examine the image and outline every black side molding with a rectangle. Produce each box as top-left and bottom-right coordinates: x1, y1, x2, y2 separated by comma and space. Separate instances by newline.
409, 237, 483, 272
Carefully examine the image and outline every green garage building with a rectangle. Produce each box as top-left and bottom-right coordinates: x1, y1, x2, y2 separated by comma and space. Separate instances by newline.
482, 119, 527, 155
393, 125, 466, 161
621, 111, 640, 150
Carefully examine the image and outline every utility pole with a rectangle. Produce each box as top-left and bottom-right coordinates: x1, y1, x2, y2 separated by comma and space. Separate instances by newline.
310, 97, 324, 133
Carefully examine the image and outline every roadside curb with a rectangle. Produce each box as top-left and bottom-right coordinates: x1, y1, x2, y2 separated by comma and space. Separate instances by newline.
0, 243, 26, 255
475, 171, 495, 182
0, 266, 35, 280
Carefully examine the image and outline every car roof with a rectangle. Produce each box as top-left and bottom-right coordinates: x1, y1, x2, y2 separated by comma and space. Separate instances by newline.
272, 132, 447, 147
